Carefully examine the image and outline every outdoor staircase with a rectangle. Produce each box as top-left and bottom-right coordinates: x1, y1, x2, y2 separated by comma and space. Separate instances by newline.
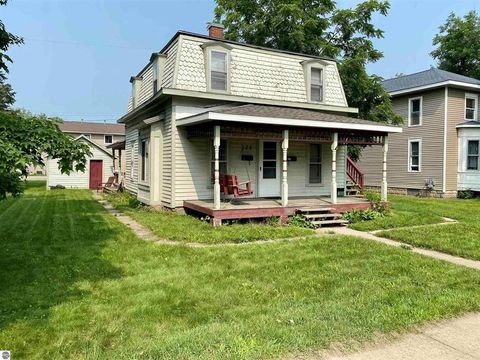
346, 156, 364, 196
297, 207, 348, 228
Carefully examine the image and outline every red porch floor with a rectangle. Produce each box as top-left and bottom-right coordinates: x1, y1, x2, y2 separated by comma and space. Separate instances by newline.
183, 196, 371, 224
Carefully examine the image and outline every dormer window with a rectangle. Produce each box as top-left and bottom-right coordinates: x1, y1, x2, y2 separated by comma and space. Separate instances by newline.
152, 63, 158, 93
201, 41, 232, 93
310, 68, 323, 102
302, 59, 328, 104
210, 50, 228, 91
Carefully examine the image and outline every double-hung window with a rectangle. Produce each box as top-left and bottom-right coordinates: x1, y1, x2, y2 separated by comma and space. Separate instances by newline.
104, 135, 113, 144
465, 94, 478, 121
140, 138, 150, 182
210, 51, 228, 91
210, 139, 227, 183
408, 97, 422, 126
309, 144, 322, 184
408, 139, 421, 172
310, 68, 323, 102
467, 140, 479, 170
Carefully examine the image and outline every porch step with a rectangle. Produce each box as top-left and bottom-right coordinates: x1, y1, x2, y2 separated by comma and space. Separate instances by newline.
311, 219, 349, 227
304, 213, 342, 219
296, 207, 348, 228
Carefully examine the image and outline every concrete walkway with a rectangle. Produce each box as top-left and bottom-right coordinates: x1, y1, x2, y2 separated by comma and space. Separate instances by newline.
319, 313, 480, 360
316, 226, 480, 270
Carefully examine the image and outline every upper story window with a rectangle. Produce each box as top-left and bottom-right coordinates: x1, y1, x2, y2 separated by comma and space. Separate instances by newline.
408, 97, 422, 126
201, 41, 232, 93
210, 50, 228, 91
104, 135, 113, 144
465, 93, 478, 121
152, 63, 158, 93
82, 133, 91, 139
310, 68, 324, 102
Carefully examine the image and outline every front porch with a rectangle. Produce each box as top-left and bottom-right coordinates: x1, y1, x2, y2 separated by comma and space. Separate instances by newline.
184, 196, 371, 225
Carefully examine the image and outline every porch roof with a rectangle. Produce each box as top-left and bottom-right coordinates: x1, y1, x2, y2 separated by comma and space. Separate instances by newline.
176, 104, 402, 133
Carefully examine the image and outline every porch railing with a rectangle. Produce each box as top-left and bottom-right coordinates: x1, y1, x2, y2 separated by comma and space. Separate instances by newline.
346, 156, 364, 189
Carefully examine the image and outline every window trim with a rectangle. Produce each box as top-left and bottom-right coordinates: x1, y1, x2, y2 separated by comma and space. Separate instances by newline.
307, 143, 323, 186
408, 96, 423, 127
206, 48, 230, 93
302, 61, 326, 104
408, 138, 422, 173
104, 135, 113, 144
139, 137, 150, 184
465, 93, 478, 121
466, 139, 480, 171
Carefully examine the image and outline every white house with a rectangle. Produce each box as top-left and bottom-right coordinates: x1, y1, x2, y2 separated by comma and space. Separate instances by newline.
46, 135, 114, 190
119, 24, 401, 225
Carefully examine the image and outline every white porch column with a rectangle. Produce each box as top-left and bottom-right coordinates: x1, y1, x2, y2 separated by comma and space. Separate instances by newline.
381, 135, 389, 202
331, 132, 338, 204
213, 125, 221, 210
281, 130, 289, 207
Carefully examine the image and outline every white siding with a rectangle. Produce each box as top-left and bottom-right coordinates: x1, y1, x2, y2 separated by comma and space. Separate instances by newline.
46, 139, 114, 189
162, 40, 178, 88
125, 126, 139, 193
172, 135, 346, 207
458, 127, 480, 191
176, 37, 348, 107
137, 66, 154, 107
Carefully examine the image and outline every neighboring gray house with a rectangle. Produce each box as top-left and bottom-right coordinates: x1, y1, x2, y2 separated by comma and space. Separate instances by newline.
119, 25, 400, 224
358, 68, 480, 197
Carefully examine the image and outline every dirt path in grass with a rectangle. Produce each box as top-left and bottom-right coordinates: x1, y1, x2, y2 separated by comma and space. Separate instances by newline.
291, 313, 480, 360
317, 226, 480, 270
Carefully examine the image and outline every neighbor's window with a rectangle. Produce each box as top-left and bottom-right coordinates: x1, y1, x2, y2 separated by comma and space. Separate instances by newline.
409, 97, 422, 126
210, 139, 227, 183
210, 51, 228, 91
152, 62, 158, 93
465, 94, 478, 121
310, 68, 323, 102
82, 133, 91, 139
467, 140, 479, 170
309, 144, 322, 184
409, 140, 421, 172
104, 135, 113, 144
140, 138, 150, 182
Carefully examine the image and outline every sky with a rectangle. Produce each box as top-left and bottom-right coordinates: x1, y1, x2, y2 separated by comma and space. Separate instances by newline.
3, 0, 480, 123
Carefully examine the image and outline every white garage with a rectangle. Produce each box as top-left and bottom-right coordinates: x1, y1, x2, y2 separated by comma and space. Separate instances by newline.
46, 135, 114, 189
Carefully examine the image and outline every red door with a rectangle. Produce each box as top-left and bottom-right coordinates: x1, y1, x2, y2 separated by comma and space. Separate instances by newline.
89, 160, 103, 190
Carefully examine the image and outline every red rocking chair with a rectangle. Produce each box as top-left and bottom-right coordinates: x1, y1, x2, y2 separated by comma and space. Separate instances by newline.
221, 175, 253, 198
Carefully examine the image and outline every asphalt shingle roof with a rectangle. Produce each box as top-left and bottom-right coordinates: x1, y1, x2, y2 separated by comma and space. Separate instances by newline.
382, 68, 480, 93
214, 104, 394, 127
58, 121, 125, 135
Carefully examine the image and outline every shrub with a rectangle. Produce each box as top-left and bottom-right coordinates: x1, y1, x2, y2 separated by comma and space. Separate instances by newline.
265, 216, 280, 227
342, 208, 383, 223
363, 190, 389, 214
457, 190, 475, 199
289, 214, 315, 229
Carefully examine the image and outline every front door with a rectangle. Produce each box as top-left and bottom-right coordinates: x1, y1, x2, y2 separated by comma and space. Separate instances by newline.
258, 141, 280, 197
89, 160, 103, 190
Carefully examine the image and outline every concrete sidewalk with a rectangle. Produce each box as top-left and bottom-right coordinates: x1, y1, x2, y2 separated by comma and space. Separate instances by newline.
323, 314, 480, 360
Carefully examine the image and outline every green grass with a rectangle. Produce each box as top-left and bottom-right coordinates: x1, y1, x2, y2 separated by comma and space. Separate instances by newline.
350, 195, 480, 261
105, 192, 314, 244
2, 183, 480, 359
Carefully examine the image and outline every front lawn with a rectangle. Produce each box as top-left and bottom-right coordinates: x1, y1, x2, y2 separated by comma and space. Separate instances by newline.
1, 184, 480, 359
351, 195, 480, 260
105, 192, 314, 244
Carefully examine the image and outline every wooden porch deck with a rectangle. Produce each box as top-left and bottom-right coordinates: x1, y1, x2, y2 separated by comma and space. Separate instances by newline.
184, 196, 371, 223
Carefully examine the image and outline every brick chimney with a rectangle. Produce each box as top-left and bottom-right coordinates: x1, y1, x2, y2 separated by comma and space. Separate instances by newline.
207, 23, 224, 39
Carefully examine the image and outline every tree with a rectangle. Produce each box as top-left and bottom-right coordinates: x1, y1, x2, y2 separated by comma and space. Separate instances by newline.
0, 1, 91, 198
213, 0, 402, 160
431, 11, 480, 79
